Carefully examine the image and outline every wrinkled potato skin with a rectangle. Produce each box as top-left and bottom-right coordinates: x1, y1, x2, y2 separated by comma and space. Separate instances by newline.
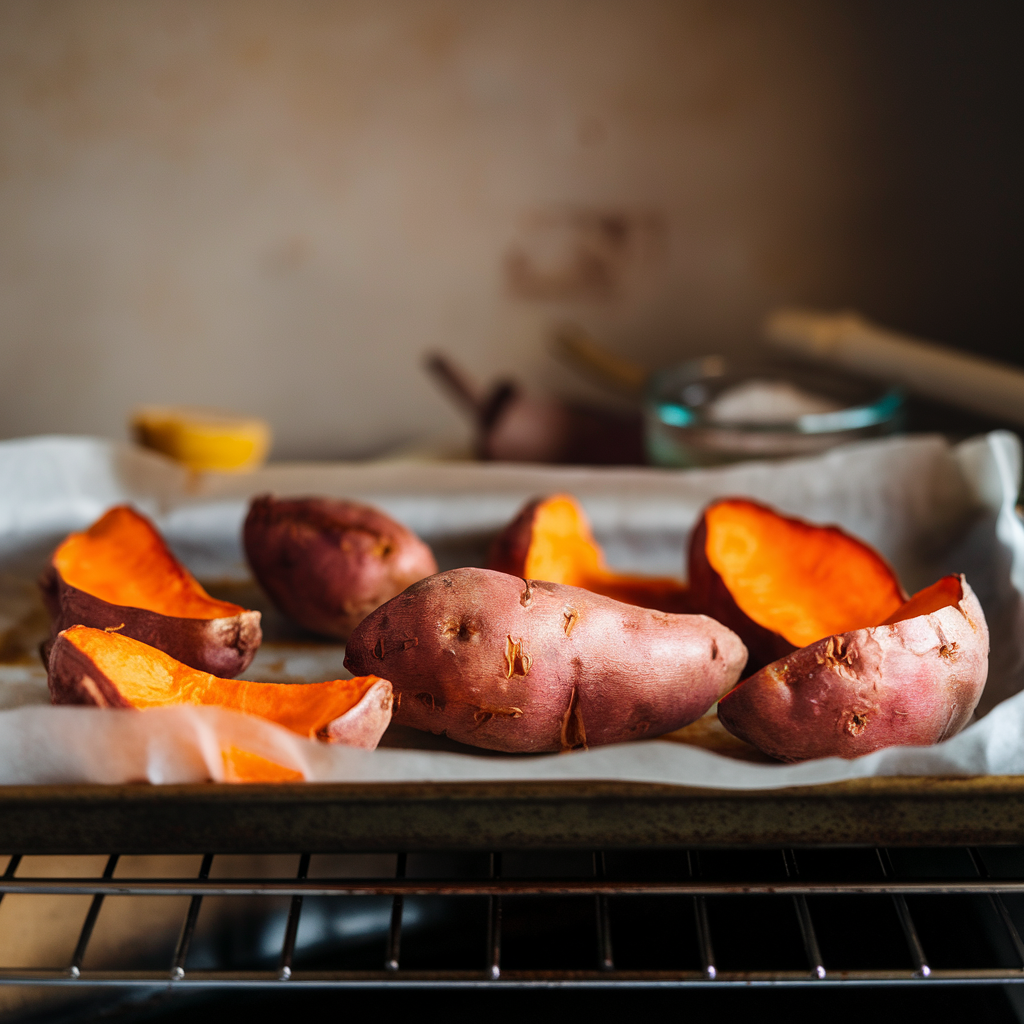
344, 567, 747, 753
244, 496, 438, 641
717, 575, 988, 762
39, 565, 262, 678
319, 677, 395, 749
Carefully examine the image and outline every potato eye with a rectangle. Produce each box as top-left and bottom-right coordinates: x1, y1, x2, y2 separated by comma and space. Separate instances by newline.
458, 617, 482, 641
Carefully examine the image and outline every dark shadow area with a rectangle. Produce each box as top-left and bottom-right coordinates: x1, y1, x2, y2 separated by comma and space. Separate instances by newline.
833, 0, 1022, 364
20, 983, 1021, 1024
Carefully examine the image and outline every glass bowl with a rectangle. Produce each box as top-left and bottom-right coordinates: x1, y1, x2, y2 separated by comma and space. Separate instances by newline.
644, 355, 904, 468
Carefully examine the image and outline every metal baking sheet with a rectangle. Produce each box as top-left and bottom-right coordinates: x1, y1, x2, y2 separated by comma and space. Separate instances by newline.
3, 434, 1024, 848
2, 775, 1024, 853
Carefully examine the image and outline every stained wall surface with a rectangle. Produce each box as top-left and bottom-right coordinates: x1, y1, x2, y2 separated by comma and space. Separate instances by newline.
0, 0, 1017, 458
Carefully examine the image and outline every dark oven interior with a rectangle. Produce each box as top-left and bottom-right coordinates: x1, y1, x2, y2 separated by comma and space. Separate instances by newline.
4, 845, 1024, 1022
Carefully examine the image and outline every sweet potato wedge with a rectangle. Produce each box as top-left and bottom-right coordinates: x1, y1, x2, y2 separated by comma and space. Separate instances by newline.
688, 498, 906, 674
244, 496, 438, 641
488, 494, 692, 613
49, 625, 393, 749
344, 567, 747, 753
716, 574, 988, 761
41, 506, 261, 677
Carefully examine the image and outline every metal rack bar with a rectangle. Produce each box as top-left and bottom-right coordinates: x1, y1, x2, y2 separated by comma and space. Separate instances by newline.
9, 968, 1024, 987
593, 852, 614, 971
877, 849, 930, 978
170, 853, 214, 980
688, 851, 716, 980
486, 852, 502, 980
68, 855, 119, 978
278, 854, 310, 980
6, 879, 1024, 897
0, 854, 21, 912
783, 850, 825, 979
967, 847, 1024, 969
3, 846, 1024, 990
386, 853, 407, 972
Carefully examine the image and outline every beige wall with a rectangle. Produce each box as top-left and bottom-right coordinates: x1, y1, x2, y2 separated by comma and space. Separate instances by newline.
0, 0, 875, 458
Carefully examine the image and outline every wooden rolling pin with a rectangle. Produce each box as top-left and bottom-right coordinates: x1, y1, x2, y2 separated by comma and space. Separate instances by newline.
766, 308, 1024, 426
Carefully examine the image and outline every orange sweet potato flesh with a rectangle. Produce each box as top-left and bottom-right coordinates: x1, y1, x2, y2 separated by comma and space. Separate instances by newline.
53, 506, 243, 619
882, 573, 964, 624
48, 625, 393, 749
688, 498, 906, 674
40, 506, 262, 677
488, 495, 691, 614
717, 574, 989, 761
221, 747, 305, 783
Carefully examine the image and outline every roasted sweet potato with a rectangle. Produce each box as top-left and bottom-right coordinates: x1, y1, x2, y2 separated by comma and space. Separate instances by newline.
688, 498, 906, 674
244, 496, 438, 641
41, 506, 261, 677
49, 625, 393, 749
717, 575, 988, 761
488, 494, 691, 613
344, 567, 747, 753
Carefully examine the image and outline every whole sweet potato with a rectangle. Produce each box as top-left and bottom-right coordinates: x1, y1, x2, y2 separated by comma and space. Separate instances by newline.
717, 574, 988, 761
244, 496, 438, 641
344, 567, 747, 753
41, 506, 261, 677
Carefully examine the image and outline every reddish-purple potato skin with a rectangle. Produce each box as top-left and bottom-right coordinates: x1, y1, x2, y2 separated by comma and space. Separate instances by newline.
244, 496, 438, 641
717, 575, 988, 762
486, 499, 540, 577
47, 629, 135, 709
320, 678, 394, 749
46, 629, 395, 750
39, 565, 261, 678
344, 567, 748, 753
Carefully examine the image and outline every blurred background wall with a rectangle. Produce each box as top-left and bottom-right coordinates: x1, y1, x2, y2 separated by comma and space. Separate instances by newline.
0, 0, 1018, 459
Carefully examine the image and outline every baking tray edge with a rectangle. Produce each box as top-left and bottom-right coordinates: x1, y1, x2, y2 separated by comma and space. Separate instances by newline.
1, 776, 1023, 851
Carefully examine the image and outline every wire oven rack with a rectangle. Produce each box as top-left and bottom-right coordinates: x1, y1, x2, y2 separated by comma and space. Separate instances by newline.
4, 846, 1024, 990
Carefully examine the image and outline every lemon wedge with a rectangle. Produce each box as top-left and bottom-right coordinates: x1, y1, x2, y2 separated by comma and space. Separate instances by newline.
132, 406, 271, 473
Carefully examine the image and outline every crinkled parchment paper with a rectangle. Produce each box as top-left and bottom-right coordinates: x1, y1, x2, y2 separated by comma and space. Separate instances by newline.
1, 430, 1022, 788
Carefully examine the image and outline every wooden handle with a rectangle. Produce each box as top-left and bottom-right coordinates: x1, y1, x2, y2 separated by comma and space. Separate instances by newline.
424, 354, 486, 420
765, 308, 1024, 427
551, 325, 648, 397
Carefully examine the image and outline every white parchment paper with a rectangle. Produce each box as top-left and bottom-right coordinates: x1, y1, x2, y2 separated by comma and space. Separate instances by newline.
1, 430, 1022, 788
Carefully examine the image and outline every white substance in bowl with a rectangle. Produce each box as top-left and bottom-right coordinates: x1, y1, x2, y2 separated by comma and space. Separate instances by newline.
706, 379, 843, 425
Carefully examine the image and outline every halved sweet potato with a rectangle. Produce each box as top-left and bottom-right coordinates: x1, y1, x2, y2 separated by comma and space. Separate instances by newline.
41, 506, 261, 677
688, 498, 906, 674
344, 567, 747, 753
49, 625, 393, 749
488, 494, 691, 613
244, 496, 438, 641
716, 574, 989, 762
